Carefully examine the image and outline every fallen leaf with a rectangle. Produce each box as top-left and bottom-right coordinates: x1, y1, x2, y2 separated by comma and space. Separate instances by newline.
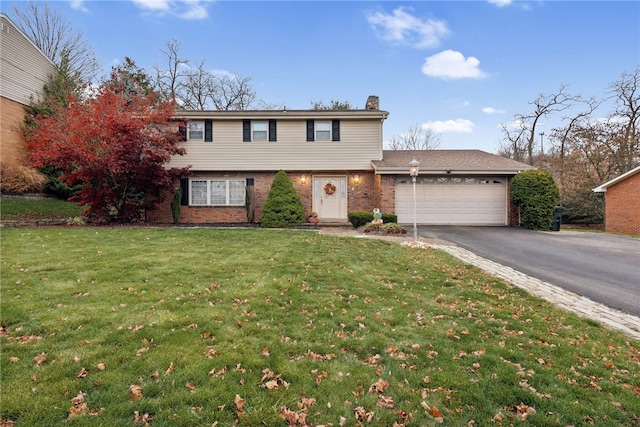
368, 378, 389, 394
234, 394, 245, 415
76, 368, 88, 379
133, 411, 152, 425
185, 381, 195, 391
164, 362, 174, 375
135, 347, 149, 356
96, 363, 106, 371
129, 384, 143, 401
33, 353, 47, 366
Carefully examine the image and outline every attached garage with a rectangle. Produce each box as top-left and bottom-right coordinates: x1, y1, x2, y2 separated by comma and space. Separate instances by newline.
373, 150, 534, 226
395, 176, 507, 225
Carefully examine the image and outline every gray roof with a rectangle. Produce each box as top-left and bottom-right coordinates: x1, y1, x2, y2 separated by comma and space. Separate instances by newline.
372, 150, 534, 175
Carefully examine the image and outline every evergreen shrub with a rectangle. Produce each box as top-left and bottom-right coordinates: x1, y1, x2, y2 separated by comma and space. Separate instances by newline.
260, 170, 305, 228
510, 170, 560, 230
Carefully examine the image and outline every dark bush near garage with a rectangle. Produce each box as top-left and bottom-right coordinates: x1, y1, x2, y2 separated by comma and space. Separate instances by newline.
510, 169, 560, 230
348, 211, 398, 228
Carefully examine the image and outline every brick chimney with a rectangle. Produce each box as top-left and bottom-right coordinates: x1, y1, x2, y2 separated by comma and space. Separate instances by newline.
365, 95, 379, 110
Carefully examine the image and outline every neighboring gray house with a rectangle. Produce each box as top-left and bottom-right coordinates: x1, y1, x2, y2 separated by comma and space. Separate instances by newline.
0, 13, 56, 166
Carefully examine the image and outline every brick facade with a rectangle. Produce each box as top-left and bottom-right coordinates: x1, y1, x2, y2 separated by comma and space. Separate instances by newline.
604, 172, 640, 236
148, 171, 382, 224
1, 96, 29, 166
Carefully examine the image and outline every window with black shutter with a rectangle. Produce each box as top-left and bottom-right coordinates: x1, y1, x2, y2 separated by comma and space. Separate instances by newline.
306, 120, 315, 141
242, 120, 251, 142
204, 119, 213, 142
269, 120, 277, 141
332, 120, 340, 141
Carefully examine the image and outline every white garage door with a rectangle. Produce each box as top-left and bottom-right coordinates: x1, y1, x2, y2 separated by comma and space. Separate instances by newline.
395, 177, 507, 225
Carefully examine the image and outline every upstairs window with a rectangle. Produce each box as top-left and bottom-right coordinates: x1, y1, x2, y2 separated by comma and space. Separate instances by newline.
188, 122, 204, 140
315, 121, 331, 140
252, 121, 268, 140
243, 120, 277, 141
306, 120, 340, 141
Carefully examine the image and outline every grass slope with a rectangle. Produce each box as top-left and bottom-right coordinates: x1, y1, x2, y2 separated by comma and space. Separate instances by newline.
1, 228, 638, 426
0, 198, 85, 221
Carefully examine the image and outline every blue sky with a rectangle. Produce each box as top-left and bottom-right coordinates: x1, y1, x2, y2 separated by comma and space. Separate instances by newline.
2, 1, 638, 153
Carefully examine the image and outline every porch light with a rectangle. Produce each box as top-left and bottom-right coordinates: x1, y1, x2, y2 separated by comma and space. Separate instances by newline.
300, 175, 307, 184
409, 157, 420, 240
353, 174, 360, 184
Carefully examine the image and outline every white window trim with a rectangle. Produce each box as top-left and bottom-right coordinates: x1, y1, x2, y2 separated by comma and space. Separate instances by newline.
315, 121, 331, 140
188, 121, 204, 140
189, 179, 246, 206
252, 121, 268, 141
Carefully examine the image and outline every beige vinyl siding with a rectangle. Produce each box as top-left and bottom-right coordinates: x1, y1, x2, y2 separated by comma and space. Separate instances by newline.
0, 14, 56, 106
168, 118, 383, 171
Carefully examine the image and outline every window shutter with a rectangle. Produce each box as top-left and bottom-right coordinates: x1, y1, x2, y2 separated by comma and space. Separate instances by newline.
204, 119, 213, 142
180, 178, 189, 205
242, 120, 251, 141
268, 120, 277, 141
306, 120, 314, 141
178, 122, 187, 141
332, 120, 340, 141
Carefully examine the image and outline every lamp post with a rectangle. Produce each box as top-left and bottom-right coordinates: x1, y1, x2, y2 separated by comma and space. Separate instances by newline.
409, 157, 420, 240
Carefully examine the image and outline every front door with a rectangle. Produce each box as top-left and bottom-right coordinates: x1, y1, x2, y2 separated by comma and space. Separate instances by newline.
313, 175, 347, 222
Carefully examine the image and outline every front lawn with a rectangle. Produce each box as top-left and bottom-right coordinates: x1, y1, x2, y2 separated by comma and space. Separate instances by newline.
0, 197, 85, 221
1, 228, 638, 426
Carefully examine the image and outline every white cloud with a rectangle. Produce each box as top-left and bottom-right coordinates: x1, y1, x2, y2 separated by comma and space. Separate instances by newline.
487, 0, 513, 7
422, 50, 487, 79
482, 107, 505, 114
132, 0, 171, 11
130, 0, 210, 20
366, 6, 449, 49
69, 0, 90, 13
423, 119, 475, 134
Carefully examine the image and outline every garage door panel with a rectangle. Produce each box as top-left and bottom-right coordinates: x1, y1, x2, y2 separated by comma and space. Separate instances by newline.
395, 179, 506, 225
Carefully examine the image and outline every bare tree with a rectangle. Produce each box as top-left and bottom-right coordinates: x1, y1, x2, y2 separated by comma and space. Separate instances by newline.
212, 74, 256, 110
387, 123, 441, 150
499, 84, 578, 165
606, 66, 640, 173
153, 39, 189, 104
180, 60, 216, 110
11, 1, 101, 84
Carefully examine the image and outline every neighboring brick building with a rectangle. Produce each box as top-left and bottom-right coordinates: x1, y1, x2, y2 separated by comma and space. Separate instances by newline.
593, 166, 640, 236
0, 13, 56, 167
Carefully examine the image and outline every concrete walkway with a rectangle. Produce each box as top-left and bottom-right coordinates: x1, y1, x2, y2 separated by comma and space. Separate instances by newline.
321, 228, 640, 341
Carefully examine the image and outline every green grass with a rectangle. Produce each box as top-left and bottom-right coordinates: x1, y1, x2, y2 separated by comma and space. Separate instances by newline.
0, 197, 86, 221
1, 228, 638, 426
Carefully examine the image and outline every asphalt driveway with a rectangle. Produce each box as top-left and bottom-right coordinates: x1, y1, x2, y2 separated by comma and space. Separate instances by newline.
418, 226, 640, 317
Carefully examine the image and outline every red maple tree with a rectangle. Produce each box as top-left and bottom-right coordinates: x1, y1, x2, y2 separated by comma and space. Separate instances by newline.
26, 77, 189, 222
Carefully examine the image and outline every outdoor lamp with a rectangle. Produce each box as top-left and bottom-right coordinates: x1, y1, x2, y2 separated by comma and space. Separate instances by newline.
353, 174, 360, 184
300, 175, 307, 184
409, 157, 420, 240
409, 158, 420, 179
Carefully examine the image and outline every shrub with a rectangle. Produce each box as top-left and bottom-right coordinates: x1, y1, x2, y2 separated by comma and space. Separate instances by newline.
260, 170, 305, 228
0, 163, 47, 194
37, 165, 82, 199
363, 222, 407, 234
170, 187, 182, 224
510, 170, 560, 230
348, 211, 398, 228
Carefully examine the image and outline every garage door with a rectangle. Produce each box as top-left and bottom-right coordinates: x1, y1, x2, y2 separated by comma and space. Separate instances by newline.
395, 177, 507, 225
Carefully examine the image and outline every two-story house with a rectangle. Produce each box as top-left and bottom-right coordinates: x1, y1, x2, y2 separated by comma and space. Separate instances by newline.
150, 96, 532, 226
0, 13, 56, 167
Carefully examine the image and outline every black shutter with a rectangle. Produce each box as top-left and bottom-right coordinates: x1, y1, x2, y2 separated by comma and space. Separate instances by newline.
268, 120, 277, 141
204, 119, 213, 142
178, 122, 187, 141
180, 178, 189, 205
242, 120, 251, 142
332, 120, 340, 141
306, 120, 314, 141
